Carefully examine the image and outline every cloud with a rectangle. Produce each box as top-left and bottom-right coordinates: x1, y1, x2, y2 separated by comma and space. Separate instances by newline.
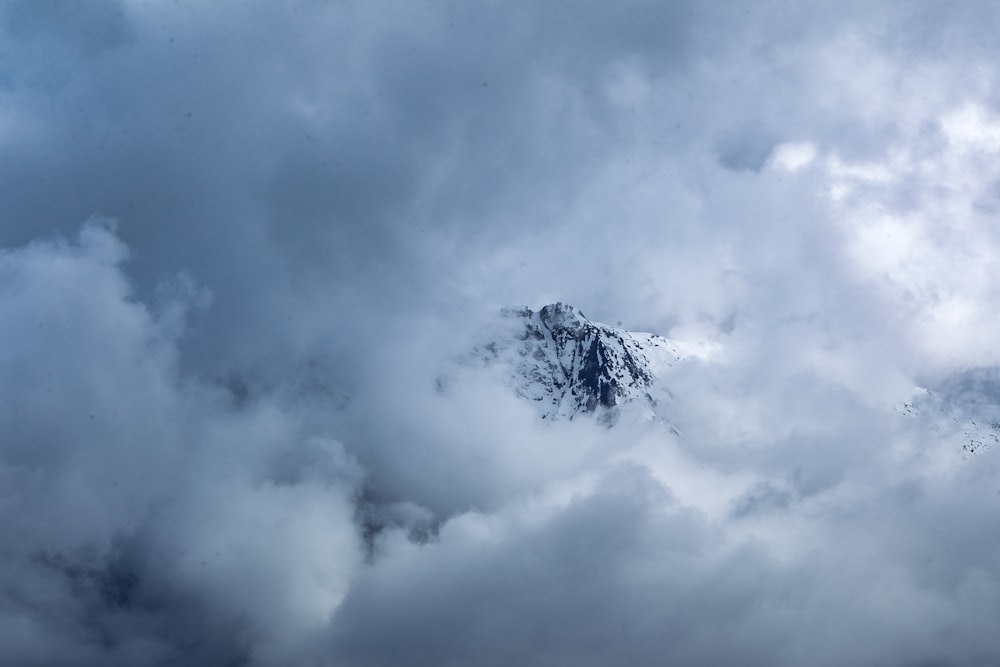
4, 2, 1000, 665
328, 454, 1000, 667
0, 222, 364, 665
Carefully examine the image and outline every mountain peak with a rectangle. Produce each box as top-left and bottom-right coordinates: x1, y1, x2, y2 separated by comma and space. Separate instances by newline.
538, 302, 588, 332
475, 304, 683, 425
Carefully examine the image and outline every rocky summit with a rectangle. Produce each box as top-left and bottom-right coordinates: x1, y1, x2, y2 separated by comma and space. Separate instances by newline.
474, 303, 684, 425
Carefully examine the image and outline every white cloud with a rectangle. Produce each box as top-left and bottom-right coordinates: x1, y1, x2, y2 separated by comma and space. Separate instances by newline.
769, 141, 818, 172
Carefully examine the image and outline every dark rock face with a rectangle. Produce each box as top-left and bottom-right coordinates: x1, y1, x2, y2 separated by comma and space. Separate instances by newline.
535, 303, 654, 413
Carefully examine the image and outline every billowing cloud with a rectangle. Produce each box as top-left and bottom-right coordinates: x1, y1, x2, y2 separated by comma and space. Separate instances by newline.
5, 1, 1000, 665
0, 222, 363, 664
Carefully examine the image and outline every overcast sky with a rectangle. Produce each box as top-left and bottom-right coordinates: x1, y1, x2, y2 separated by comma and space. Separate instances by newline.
4, 1, 1000, 665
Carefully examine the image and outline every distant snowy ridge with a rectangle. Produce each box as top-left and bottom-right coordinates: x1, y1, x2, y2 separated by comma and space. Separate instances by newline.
897, 367, 1000, 456
471, 303, 685, 426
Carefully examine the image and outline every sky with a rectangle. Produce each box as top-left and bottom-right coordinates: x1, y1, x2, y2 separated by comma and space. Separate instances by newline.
4, 1, 1000, 665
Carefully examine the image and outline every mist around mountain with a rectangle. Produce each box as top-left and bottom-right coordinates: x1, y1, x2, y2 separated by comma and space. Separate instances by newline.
6, 2, 1000, 666
5, 223, 1000, 667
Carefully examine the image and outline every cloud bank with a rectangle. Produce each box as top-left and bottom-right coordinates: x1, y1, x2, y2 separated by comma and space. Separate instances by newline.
4, 1, 1000, 665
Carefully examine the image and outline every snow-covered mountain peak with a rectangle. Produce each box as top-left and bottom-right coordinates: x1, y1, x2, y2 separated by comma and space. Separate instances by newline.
474, 303, 684, 425
537, 302, 589, 332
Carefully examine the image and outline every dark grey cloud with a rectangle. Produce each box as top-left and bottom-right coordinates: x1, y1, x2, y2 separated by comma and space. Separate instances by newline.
2, 0, 131, 58
5, 1, 1000, 665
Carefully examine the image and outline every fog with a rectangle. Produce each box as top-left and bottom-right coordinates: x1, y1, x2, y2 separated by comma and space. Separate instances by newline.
3, 2, 1000, 665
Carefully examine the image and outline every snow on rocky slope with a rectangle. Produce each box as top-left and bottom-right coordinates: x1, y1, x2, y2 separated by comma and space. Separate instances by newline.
470, 303, 687, 426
